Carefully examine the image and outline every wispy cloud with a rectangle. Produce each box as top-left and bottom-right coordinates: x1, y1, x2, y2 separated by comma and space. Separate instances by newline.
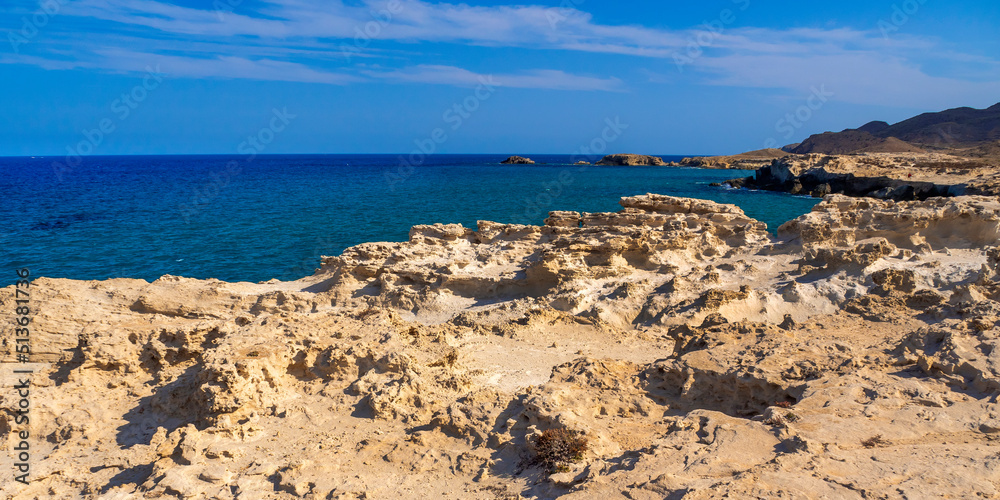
367, 65, 623, 91
2, 0, 997, 105
57, 0, 686, 50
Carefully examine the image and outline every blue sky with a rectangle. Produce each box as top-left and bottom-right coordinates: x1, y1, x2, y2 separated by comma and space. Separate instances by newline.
1, 0, 998, 156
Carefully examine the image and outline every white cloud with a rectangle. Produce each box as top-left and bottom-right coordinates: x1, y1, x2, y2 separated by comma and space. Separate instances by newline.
0, 48, 361, 85
59, 0, 687, 52
3, 0, 998, 106
367, 64, 624, 91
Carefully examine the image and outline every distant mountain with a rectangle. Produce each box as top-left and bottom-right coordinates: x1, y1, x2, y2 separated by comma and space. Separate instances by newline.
879, 103, 1000, 145
856, 121, 889, 134
791, 130, 924, 155
790, 103, 1000, 156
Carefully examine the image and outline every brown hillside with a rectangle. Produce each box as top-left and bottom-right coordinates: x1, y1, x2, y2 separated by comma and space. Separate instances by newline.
791, 130, 924, 155
789, 103, 999, 156
878, 103, 1000, 145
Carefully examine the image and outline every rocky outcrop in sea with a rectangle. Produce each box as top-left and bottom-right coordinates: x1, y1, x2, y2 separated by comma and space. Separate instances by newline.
501, 155, 535, 164
595, 154, 666, 166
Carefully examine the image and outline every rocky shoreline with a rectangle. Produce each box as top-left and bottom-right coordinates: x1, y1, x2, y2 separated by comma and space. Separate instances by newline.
497, 154, 667, 167
675, 102, 1000, 201
586, 149, 1000, 203
672, 148, 790, 170
4, 192, 1000, 498
719, 152, 1000, 200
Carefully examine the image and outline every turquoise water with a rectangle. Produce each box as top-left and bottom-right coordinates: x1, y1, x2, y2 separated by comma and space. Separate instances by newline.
0, 154, 817, 284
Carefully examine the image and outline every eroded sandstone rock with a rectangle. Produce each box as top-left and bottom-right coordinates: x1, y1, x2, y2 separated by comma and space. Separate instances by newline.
3, 194, 1000, 499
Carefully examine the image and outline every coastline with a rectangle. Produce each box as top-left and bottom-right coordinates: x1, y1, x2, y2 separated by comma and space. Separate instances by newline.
501, 150, 1000, 203
2, 154, 816, 286
672, 151, 1000, 201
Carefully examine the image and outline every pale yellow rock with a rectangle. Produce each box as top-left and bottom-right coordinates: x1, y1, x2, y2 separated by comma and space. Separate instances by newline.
1, 194, 999, 499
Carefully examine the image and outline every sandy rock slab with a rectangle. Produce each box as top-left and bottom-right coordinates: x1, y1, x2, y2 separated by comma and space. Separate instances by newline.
2, 194, 1000, 498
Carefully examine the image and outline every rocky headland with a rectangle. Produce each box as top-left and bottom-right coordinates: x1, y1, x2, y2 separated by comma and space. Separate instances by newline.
4, 192, 1000, 498
674, 148, 791, 170
722, 152, 1000, 200
682, 103, 1000, 200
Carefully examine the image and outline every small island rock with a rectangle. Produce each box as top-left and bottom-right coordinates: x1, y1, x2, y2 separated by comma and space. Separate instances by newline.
501, 156, 535, 164
596, 154, 666, 166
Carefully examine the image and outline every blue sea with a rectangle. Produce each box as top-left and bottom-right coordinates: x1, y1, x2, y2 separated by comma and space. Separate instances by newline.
0, 154, 818, 285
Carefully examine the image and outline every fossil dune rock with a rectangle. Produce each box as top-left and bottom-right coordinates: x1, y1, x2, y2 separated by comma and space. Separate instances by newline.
3, 193, 1000, 498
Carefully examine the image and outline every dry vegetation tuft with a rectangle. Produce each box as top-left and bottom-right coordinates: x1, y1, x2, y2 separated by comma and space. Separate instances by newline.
533, 428, 589, 472
862, 434, 889, 449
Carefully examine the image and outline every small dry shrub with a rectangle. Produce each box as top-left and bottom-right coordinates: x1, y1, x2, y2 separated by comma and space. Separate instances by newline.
862, 434, 888, 449
533, 428, 588, 472
764, 415, 786, 427
357, 307, 379, 319
969, 317, 995, 332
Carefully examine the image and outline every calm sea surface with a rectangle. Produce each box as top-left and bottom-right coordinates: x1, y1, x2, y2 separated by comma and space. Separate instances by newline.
0, 154, 818, 284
